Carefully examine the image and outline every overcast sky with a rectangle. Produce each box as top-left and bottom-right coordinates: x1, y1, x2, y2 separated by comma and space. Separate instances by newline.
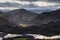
17, 0, 60, 3
0, 0, 60, 12
0, 0, 60, 6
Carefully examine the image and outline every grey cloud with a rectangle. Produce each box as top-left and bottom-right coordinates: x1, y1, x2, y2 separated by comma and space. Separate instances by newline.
0, 2, 39, 8
18, 0, 39, 2
18, 0, 60, 3
45, 0, 60, 3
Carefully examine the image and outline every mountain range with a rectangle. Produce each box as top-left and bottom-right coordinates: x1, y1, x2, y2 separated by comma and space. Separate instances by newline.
0, 9, 60, 36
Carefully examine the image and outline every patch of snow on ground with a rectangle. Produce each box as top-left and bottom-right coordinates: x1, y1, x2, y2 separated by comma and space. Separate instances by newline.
3, 34, 60, 39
